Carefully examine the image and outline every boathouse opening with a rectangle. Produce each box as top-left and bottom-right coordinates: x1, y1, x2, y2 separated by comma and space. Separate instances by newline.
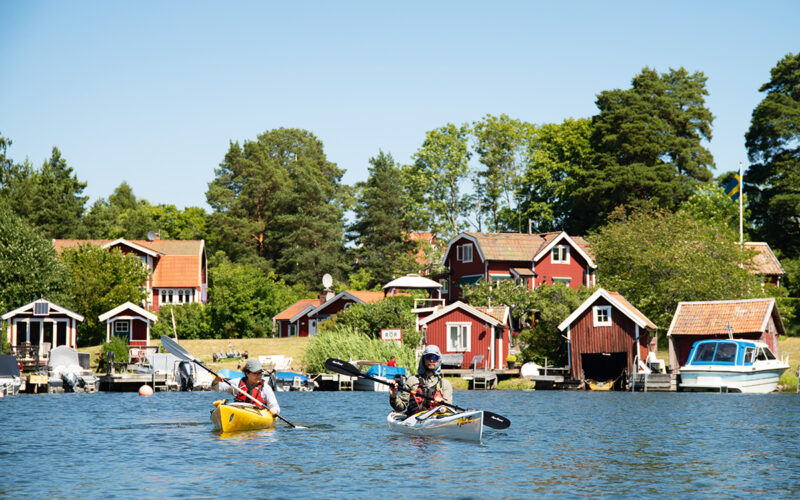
581, 352, 627, 384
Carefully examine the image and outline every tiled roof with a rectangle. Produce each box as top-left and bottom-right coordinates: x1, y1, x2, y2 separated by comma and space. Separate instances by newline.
463, 232, 594, 262
53, 239, 204, 256
744, 242, 785, 276
151, 255, 202, 287
347, 290, 388, 304
608, 291, 657, 330
273, 298, 323, 321
667, 298, 779, 336
473, 305, 510, 325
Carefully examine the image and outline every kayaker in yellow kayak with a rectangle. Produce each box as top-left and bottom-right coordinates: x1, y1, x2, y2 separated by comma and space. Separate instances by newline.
212, 359, 280, 415
389, 344, 453, 416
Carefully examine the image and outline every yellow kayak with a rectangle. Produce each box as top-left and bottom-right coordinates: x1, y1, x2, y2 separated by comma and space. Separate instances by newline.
211, 400, 275, 432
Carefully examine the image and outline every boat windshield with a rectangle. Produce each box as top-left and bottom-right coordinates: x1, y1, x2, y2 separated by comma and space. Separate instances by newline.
744, 347, 755, 364
713, 343, 737, 363
693, 343, 717, 362
691, 342, 737, 365
756, 347, 776, 361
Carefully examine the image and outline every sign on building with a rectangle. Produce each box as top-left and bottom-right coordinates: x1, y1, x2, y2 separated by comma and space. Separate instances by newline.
380, 328, 402, 345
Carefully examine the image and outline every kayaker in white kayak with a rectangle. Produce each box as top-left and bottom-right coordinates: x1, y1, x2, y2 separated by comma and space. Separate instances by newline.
389, 344, 453, 416
212, 359, 281, 416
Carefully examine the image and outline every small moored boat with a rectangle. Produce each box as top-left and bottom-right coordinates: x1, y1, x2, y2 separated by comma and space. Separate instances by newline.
387, 407, 483, 442
679, 339, 789, 393
210, 400, 275, 432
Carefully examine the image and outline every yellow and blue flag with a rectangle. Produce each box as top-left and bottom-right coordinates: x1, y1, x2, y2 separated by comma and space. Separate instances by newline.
722, 174, 741, 202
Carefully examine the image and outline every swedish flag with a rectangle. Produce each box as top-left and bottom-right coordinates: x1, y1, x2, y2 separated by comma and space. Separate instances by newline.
723, 174, 741, 202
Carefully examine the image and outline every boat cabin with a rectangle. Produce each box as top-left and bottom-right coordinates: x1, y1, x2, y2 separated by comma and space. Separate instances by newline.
684, 339, 777, 368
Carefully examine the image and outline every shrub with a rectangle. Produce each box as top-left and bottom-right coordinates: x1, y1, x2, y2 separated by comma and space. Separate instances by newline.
303, 327, 416, 373
101, 336, 130, 364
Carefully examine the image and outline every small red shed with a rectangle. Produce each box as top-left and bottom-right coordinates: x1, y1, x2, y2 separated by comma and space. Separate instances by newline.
99, 302, 158, 352
418, 301, 510, 370
558, 288, 657, 383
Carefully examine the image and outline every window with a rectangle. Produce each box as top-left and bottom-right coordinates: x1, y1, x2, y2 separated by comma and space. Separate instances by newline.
743, 347, 755, 364
593, 306, 611, 326
553, 277, 571, 286
159, 288, 194, 305
34, 301, 49, 316
457, 243, 473, 263
115, 321, 130, 334
756, 347, 776, 361
552, 245, 570, 264
288, 324, 297, 337
439, 279, 449, 294
694, 343, 716, 362
713, 343, 737, 363
447, 322, 471, 352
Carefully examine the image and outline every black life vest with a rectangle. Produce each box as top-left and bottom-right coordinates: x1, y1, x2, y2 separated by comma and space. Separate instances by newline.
235, 377, 265, 405
407, 376, 444, 415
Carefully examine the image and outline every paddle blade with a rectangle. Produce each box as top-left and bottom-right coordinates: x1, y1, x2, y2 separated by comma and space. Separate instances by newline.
160, 335, 195, 362
484, 411, 511, 430
324, 358, 362, 378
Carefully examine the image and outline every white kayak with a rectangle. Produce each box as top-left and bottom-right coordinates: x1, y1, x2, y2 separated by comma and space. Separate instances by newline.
387, 406, 483, 442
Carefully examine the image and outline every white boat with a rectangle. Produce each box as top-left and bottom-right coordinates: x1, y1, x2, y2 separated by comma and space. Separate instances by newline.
387, 407, 483, 442
679, 339, 789, 393
0, 354, 23, 396
353, 364, 408, 392
47, 346, 99, 392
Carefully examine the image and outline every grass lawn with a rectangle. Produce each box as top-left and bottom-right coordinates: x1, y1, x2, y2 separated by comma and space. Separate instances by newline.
80, 337, 311, 372
778, 335, 800, 391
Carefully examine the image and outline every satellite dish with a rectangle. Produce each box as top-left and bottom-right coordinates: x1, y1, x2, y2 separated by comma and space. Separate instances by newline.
147, 230, 157, 241
322, 273, 333, 289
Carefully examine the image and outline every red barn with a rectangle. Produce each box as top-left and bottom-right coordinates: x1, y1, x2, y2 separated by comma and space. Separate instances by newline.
558, 288, 656, 383
440, 231, 596, 301
417, 301, 510, 370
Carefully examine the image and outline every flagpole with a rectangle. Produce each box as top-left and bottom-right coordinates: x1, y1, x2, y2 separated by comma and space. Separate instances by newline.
739, 161, 743, 245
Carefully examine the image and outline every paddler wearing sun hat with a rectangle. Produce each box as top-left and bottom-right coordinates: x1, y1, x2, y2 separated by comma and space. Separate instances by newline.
213, 359, 280, 415
389, 344, 453, 416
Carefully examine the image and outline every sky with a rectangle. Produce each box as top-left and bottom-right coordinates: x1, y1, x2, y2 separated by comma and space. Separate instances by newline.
1, 1, 798, 211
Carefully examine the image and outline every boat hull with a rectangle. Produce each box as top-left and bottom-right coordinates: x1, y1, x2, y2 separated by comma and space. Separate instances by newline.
210, 400, 275, 432
387, 408, 483, 442
679, 367, 787, 394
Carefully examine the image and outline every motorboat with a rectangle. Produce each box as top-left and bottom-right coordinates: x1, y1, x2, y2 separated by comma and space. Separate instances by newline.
210, 399, 275, 432
354, 364, 408, 392
47, 346, 99, 392
0, 354, 23, 395
387, 407, 483, 442
273, 371, 317, 392
679, 339, 789, 393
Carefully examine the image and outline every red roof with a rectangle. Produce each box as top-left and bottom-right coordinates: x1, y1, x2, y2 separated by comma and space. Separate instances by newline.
457, 231, 594, 262
273, 298, 323, 321
667, 298, 783, 336
744, 242, 784, 276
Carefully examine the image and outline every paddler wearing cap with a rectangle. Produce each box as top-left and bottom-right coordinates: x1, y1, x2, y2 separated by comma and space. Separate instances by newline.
212, 359, 281, 416
389, 344, 453, 415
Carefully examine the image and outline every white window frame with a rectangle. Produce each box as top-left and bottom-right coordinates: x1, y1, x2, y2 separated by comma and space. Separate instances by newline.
461, 244, 473, 263
439, 279, 449, 294
552, 245, 570, 264
159, 288, 195, 305
593, 306, 612, 327
446, 322, 471, 352
115, 320, 130, 333
552, 277, 572, 286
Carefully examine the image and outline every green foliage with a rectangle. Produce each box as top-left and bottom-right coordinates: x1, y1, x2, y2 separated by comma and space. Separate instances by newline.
1, 321, 9, 354
319, 295, 418, 343
575, 67, 715, 232
745, 52, 800, 260
777, 297, 800, 337
151, 303, 212, 340
472, 114, 531, 232
348, 151, 418, 287
0, 206, 71, 313
679, 182, 749, 235
515, 284, 592, 365
408, 123, 473, 238
346, 268, 379, 291
209, 259, 309, 338
60, 245, 149, 347
518, 118, 592, 233
460, 279, 536, 328
590, 207, 765, 330
101, 336, 130, 364
206, 128, 350, 287
302, 327, 416, 373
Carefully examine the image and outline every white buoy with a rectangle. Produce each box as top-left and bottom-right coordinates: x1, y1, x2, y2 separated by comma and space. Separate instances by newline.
138, 384, 154, 396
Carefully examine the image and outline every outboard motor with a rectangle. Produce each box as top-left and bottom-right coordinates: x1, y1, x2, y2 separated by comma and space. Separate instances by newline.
177, 361, 194, 391
268, 370, 278, 391
61, 372, 79, 392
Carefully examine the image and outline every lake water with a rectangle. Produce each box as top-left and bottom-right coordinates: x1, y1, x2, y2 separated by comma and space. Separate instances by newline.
2, 390, 799, 498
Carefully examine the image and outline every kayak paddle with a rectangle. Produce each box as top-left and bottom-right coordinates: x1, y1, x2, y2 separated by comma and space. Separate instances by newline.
161, 335, 306, 429
324, 358, 511, 430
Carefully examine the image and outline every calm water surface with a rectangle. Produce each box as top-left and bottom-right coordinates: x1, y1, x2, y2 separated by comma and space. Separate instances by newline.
1, 390, 799, 498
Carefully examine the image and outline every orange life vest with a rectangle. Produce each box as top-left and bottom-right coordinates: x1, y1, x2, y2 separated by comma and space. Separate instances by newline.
407, 377, 443, 415
235, 377, 265, 405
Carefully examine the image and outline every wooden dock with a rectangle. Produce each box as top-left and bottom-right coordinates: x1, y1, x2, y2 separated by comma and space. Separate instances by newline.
629, 373, 675, 392
99, 373, 176, 392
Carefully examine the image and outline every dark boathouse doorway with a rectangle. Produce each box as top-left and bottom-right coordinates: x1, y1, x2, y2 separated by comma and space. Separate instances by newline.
581, 352, 627, 387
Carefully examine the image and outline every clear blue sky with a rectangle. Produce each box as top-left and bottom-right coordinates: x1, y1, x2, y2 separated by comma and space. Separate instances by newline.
1, 1, 798, 210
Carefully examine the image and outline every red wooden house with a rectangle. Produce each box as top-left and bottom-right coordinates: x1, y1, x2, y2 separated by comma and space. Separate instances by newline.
53, 237, 207, 313
558, 288, 657, 383
440, 231, 596, 301
273, 290, 388, 337
417, 301, 510, 370
98, 302, 158, 359
666, 298, 785, 373
3, 299, 84, 359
